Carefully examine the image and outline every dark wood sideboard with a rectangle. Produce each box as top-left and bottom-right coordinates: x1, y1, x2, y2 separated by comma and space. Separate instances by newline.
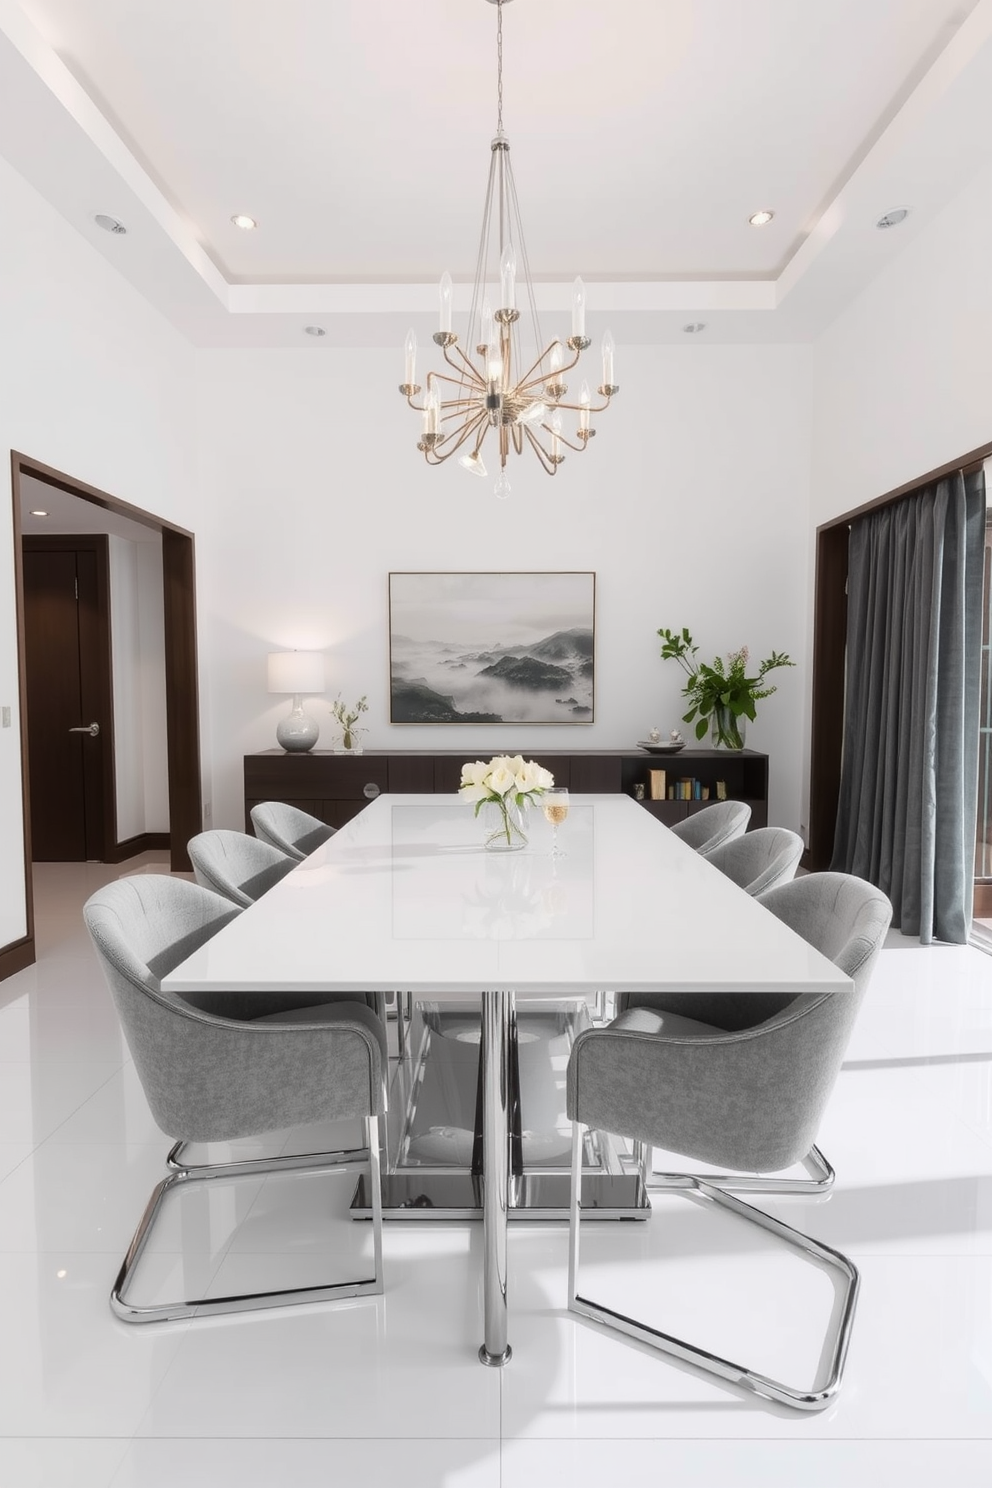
244, 748, 769, 833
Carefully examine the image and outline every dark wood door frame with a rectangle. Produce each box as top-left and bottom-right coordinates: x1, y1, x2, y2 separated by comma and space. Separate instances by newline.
807, 438, 992, 871
2, 452, 202, 982
22, 534, 116, 862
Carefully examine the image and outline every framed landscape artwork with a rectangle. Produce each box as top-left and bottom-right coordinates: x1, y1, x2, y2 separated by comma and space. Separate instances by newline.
388, 571, 596, 725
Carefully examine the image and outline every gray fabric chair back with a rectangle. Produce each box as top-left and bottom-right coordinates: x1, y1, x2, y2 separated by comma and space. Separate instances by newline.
189, 829, 296, 908
669, 800, 751, 856
84, 874, 385, 1143
250, 801, 335, 861
571, 872, 892, 1173
705, 826, 804, 897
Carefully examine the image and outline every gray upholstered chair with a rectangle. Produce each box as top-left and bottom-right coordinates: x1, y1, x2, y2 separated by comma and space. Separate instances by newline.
249, 804, 403, 1051
567, 872, 892, 1409
669, 799, 751, 856
704, 826, 804, 897
189, 828, 296, 908
250, 801, 335, 861
84, 874, 386, 1323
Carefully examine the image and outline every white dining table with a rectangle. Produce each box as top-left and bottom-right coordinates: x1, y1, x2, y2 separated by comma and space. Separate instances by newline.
162, 793, 852, 1366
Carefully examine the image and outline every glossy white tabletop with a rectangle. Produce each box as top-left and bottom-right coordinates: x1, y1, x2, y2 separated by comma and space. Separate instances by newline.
162, 795, 852, 1000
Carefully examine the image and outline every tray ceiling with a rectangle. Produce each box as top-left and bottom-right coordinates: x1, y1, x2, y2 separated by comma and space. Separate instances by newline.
2, 0, 991, 344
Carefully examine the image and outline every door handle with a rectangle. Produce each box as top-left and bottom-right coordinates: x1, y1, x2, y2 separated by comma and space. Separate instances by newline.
68, 722, 100, 737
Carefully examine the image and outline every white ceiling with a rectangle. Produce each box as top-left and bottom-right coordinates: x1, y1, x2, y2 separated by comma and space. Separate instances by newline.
2, 0, 991, 345
19, 473, 163, 543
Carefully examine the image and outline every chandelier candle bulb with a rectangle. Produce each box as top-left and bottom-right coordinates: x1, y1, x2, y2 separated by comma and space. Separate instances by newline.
601, 330, 615, 388
578, 381, 591, 434
423, 387, 440, 436
404, 329, 417, 388
439, 270, 453, 333
500, 241, 516, 310
572, 277, 586, 339
549, 409, 563, 463
545, 341, 566, 400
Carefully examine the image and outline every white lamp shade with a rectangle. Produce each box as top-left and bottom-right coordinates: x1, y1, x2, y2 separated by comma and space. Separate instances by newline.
267, 651, 325, 695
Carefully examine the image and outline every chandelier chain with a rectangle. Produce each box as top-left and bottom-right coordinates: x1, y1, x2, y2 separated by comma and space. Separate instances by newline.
496, 0, 504, 134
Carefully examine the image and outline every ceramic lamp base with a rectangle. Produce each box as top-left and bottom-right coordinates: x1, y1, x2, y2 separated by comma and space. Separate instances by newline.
276, 701, 319, 753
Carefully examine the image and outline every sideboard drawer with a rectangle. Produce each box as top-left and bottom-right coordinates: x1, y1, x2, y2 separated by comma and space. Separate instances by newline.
244, 753, 388, 800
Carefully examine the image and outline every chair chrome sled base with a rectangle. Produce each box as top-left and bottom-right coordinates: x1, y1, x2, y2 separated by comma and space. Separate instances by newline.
636, 1141, 836, 1195
166, 1133, 372, 1179
112, 1116, 383, 1324
569, 1126, 859, 1411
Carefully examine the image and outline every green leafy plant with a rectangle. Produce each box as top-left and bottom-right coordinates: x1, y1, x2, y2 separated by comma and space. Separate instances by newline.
657, 627, 794, 748
331, 694, 368, 750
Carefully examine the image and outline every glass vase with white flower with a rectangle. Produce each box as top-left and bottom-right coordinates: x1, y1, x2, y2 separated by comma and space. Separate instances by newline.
459, 755, 555, 851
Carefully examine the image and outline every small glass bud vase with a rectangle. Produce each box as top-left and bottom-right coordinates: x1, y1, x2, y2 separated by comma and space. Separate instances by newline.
711, 704, 746, 750
482, 798, 528, 852
333, 729, 364, 755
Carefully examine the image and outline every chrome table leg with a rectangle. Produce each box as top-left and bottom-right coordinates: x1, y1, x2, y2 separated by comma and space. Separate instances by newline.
479, 988, 513, 1366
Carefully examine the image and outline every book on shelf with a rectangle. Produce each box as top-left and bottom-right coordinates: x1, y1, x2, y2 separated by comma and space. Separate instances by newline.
716, 780, 727, 800
649, 769, 666, 800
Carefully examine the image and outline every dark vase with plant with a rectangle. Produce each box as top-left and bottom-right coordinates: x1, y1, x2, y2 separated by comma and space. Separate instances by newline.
658, 627, 794, 749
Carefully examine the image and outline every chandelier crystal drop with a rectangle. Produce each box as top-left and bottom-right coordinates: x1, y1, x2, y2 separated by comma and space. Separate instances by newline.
399, 0, 618, 497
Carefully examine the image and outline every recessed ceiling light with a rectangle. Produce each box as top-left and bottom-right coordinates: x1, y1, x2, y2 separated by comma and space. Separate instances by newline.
682, 322, 707, 334
29, 509, 48, 517
304, 325, 326, 337
94, 213, 126, 235
876, 207, 910, 230
748, 209, 775, 227
231, 214, 257, 231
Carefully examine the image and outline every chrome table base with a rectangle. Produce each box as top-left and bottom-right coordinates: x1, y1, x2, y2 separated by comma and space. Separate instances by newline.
351, 1170, 648, 1220
480, 990, 511, 1364
355, 996, 649, 1366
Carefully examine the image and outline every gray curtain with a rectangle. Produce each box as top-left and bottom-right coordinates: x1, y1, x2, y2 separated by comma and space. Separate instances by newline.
831, 469, 985, 944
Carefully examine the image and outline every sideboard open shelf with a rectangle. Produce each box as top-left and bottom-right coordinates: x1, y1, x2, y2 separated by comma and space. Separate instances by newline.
244, 748, 769, 833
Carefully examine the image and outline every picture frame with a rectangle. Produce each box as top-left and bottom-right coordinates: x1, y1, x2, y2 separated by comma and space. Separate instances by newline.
388, 571, 596, 725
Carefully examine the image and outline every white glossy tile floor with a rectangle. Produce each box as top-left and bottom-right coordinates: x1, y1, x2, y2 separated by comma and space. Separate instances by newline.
1, 853, 991, 1486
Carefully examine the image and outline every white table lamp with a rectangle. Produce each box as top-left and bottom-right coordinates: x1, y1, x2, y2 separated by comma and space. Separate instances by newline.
267, 651, 325, 752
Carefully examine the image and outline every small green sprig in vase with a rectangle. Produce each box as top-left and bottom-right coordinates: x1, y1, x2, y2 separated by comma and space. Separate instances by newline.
331, 694, 368, 753
657, 627, 794, 749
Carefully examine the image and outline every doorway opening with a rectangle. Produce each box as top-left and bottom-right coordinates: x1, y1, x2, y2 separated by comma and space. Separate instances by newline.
3, 452, 201, 981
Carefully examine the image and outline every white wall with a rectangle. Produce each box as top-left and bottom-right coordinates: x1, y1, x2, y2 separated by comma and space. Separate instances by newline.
195, 342, 812, 834
0, 150, 196, 950
108, 535, 168, 841
811, 158, 992, 526
804, 158, 992, 836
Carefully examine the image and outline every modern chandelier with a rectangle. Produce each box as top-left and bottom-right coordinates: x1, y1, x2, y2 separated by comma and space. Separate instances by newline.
399, 0, 617, 499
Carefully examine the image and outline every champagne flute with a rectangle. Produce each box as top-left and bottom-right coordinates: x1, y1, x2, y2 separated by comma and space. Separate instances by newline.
542, 787, 569, 859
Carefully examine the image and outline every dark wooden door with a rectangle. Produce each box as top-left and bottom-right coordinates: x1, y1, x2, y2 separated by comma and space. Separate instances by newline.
22, 541, 112, 861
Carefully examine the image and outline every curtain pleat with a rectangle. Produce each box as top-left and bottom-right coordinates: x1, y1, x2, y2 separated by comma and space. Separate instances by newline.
831, 470, 985, 943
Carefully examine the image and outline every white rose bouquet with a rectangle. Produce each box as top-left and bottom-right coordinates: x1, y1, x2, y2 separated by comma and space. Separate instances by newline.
459, 754, 555, 849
